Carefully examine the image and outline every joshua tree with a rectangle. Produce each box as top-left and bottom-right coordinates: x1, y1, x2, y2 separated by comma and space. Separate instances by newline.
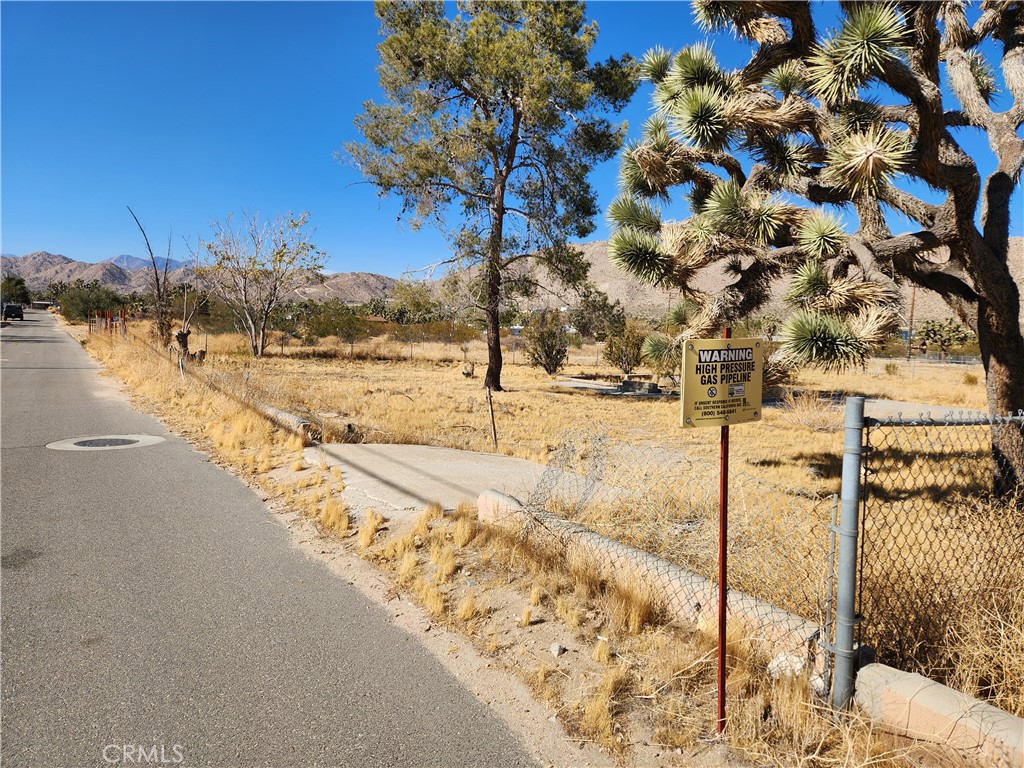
608, 1, 1024, 493
918, 317, 974, 358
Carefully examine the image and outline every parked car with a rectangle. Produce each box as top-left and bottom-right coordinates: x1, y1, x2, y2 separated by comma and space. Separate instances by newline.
3, 304, 24, 320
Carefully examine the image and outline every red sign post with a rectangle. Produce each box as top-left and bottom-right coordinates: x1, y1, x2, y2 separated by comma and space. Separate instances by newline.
680, 329, 764, 734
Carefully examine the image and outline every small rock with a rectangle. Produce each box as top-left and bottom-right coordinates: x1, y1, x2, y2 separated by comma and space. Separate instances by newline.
767, 652, 805, 679
550, 643, 566, 657
810, 673, 827, 697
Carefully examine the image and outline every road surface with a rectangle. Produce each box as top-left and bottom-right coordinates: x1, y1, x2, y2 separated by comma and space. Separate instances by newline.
1, 309, 537, 767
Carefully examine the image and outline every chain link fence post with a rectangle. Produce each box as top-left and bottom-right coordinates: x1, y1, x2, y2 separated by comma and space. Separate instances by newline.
832, 396, 865, 710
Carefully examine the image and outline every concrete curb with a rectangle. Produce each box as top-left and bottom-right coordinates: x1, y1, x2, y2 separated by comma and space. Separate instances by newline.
477, 489, 822, 667
855, 664, 1023, 768
257, 403, 313, 441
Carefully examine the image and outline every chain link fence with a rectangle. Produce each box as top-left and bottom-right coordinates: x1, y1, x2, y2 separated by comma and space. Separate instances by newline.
508, 433, 837, 676
859, 410, 1024, 682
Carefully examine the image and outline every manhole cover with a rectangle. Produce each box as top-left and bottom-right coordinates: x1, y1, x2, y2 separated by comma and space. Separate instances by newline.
74, 438, 139, 448
46, 434, 165, 452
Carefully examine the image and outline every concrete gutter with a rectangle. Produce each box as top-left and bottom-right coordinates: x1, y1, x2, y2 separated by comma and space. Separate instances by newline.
478, 489, 822, 668
856, 664, 1023, 768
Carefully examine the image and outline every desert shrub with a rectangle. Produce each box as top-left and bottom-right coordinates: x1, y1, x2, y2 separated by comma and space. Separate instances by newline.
884, 362, 899, 377
602, 322, 648, 375
57, 280, 125, 322
962, 371, 979, 386
523, 310, 569, 375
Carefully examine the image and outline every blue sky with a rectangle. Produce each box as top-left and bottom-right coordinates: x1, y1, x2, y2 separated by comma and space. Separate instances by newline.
2, 1, 1020, 278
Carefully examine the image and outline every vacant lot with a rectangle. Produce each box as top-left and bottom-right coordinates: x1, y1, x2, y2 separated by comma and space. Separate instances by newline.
197, 333, 988, 496
81, 324, 1020, 766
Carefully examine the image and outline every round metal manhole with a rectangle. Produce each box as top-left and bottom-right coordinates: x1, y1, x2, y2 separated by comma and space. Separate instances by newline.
46, 434, 165, 452
75, 438, 139, 448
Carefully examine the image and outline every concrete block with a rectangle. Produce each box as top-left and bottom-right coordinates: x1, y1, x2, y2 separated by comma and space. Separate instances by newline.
856, 664, 1023, 768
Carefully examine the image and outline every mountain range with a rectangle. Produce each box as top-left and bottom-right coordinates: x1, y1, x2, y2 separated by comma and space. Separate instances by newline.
106, 254, 187, 272
4, 239, 1022, 323
0, 251, 402, 307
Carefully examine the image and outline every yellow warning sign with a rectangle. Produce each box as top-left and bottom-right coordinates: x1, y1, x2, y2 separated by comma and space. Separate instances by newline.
682, 338, 763, 428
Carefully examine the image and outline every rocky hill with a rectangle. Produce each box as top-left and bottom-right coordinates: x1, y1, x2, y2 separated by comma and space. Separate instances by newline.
106, 254, 186, 272
0, 252, 399, 306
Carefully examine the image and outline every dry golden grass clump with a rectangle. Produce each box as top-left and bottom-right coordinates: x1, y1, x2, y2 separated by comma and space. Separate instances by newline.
357, 509, 386, 549
779, 390, 843, 433
528, 664, 562, 708
429, 541, 458, 584
316, 493, 350, 537
600, 573, 666, 635
451, 516, 477, 548
574, 664, 631, 753
416, 578, 447, 618
454, 594, 486, 623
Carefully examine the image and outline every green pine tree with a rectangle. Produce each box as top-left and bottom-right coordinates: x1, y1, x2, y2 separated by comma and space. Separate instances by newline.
347, 1, 637, 390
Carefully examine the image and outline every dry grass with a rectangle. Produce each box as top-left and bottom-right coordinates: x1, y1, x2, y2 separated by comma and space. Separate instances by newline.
530, 584, 543, 607
944, 588, 1024, 717
451, 516, 477, 548
397, 550, 420, 585
575, 664, 631, 753
454, 593, 486, 623
416, 578, 447, 618
529, 664, 562, 707
108, 325, 989, 502
430, 541, 458, 584
357, 509, 386, 549
601, 573, 667, 635
520, 607, 532, 628
779, 390, 844, 433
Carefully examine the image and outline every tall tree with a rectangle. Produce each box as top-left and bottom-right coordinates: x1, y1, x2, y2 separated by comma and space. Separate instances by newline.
347, 0, 637, 390
1, 274, 30, 305
197, 211, 325, 357
609, 1, 1024, 493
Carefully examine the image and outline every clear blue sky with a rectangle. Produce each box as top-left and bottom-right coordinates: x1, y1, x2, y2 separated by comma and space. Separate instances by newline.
2, 1, 1020, 278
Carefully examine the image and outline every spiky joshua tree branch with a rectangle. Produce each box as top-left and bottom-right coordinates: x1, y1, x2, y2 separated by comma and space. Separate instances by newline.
609, 0, 1024, 493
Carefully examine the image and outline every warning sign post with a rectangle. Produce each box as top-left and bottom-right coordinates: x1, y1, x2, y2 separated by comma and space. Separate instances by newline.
682, 338, 763, 428
680, 334, 764, 735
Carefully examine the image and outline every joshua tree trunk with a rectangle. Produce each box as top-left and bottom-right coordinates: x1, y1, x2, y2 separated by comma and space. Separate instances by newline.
976, 292, 1024, 497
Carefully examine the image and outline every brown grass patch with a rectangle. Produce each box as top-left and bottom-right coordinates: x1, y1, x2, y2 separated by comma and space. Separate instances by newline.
357, 509, 386, 549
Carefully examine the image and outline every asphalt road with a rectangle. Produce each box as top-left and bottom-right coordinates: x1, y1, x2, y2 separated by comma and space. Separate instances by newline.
1, 310, 537, 768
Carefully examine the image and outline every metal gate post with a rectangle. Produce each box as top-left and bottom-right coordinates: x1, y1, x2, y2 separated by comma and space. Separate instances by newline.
832, 396, 865, 710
